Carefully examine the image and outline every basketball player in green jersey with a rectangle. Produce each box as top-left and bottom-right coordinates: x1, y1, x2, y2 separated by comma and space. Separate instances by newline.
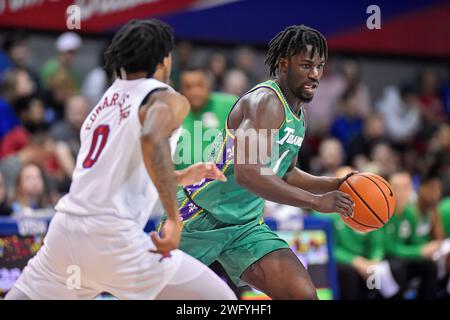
159, 25, 355, 299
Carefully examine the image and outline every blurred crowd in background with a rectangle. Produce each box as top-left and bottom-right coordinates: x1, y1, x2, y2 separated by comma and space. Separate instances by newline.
0, 30, 449, 299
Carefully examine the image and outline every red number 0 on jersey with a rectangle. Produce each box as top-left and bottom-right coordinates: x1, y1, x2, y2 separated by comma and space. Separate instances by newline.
82, 125, 110, 168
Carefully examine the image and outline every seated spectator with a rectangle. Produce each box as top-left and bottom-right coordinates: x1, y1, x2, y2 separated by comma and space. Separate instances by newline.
376, 84, 421, 145
365, 143, 400, 179
310, 138, 345, 176
170, 40, 193, 89
0, 170, 12, 216
417, 68, 447, 125
0, 133, 55, 193
11, 164, 52, 216
50, 95, 89, 160
207, 52, 228, 91
385, 173, 443, 299
330, 88, 364, 151
1, 30, 40, 91
234, 46, 261, 85
222, 69, 249, 97
1, 94, 47, 158
40, 32, 81, 91
341, 59, 371, 118
426, 124, 450, 197
44, 67, 78, 122
0, 68, 35, 145
347, 114, 386, 169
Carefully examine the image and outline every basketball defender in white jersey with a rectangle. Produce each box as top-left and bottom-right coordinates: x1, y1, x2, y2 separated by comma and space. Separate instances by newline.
5, 20, 236, 300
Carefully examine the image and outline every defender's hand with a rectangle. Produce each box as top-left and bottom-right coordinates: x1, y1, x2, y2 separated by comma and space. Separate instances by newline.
314, 190, 355, 218
177, 162, 227, 186
150, 217, 182, 254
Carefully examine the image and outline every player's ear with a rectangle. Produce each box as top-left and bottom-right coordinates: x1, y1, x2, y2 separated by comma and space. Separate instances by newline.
163, 54, 172, 82
279, 57, 288, 74
164, 54, 172, 70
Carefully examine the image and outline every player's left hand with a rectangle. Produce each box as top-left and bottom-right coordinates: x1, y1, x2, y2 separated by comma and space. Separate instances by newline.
177, 162, 227, 186
150, 217, 182, 255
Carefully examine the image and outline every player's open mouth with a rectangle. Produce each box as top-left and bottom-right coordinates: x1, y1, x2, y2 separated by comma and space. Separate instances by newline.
303, 83, 317, 94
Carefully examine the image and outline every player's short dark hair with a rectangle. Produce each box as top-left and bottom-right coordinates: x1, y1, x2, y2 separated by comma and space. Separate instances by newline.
104, 19, 174, 78
265, 25, 328, 77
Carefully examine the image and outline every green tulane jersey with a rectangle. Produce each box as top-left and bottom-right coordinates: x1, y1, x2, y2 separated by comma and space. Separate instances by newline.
177, 80, 306, 225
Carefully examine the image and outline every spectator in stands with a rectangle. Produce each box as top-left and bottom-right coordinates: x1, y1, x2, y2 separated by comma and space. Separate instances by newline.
11, 164, 52, 216
222, 69, 249, 97
347, 114, 386, 169
234, 46, 262, 85
417, 68, 447, 125
44, 67, 79, 121
0, 68, 35, 144
376, 84, 421, 145
0, 133, 55, 193
426, 124, 450, 197
385, 173, 443, 299
81, 43, 110, 107
50, 95, 89, 160
174, 66, 236, 170
1, 30, 40, 90
366, 143, 400, 178
0, 170, 12, 216
40, 32, 82, 121
310, 138, 345, 176
330, 88, 364, 151
171, 40, 193, 89
1, 94, 47, 159
40, 32, 81, 91
208, 52, 228, 91
341, 59, 371, 118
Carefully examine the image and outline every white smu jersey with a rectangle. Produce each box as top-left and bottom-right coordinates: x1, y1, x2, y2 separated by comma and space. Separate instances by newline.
56, 78, 180, 227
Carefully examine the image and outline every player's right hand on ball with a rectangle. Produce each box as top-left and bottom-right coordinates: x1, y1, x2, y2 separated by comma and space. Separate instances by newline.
150, 217, 182, 254
315, 191, 355, 218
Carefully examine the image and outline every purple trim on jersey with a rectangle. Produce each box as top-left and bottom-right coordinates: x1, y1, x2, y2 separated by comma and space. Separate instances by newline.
180, 134, 235, 221
183, 134, 234, 196
179, 196, 203, 221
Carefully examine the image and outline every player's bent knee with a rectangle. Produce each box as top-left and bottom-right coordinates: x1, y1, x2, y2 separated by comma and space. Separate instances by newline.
281, 280, 318, 300
296, 286, 318, 300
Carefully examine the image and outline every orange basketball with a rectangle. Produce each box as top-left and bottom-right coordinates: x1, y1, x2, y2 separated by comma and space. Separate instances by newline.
338, 172, 397, 233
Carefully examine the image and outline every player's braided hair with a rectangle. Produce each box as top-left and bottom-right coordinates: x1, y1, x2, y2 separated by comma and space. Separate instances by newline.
265, 25, 328, 77
104, 19, 174, 78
